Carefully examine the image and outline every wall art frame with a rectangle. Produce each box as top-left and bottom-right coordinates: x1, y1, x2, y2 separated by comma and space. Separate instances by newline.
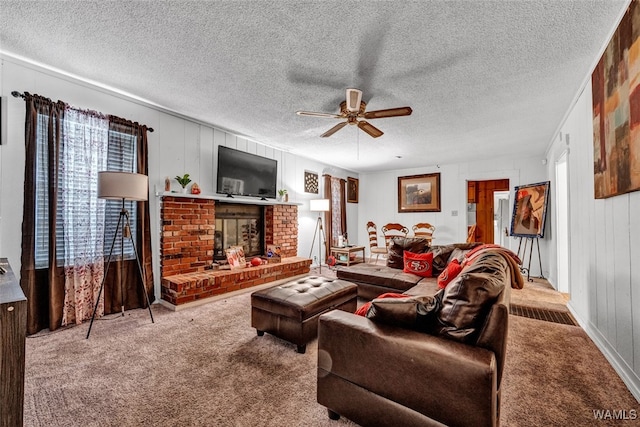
397, 173, 441, 213
509, 181, 550, 238
304, 170, 319, 194
347, 177, 358, 203
592, 1, 640, 198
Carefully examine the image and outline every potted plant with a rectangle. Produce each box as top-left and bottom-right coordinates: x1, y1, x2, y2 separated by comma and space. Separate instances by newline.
278, 189, 288, 202
175, 174, 192, 193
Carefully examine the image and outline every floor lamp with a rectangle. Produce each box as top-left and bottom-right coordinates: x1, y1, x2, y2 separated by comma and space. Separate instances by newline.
309, 199, 330, 273
86, 171, 155, 339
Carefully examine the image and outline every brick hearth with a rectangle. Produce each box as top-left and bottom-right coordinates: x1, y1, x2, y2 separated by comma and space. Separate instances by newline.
161, 256, 311, 306
160, 195, 308, 307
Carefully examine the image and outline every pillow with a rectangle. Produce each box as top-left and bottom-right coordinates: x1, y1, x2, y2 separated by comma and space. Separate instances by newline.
365, 294, 441, 331
355, 292, 407, 316
437, 259, 463, 289
386, 237, 430, 269
403, 250, 434, 277
429, 243, 481, 275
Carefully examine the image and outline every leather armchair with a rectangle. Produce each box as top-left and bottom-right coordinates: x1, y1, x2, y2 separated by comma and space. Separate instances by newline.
317, 274, 510, 427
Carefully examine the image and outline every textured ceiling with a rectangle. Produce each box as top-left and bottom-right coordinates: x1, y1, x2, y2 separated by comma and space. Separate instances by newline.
0, 1, 629, 172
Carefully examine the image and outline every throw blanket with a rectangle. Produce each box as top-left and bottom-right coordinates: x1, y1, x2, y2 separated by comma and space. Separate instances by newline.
463, 244, 525, 289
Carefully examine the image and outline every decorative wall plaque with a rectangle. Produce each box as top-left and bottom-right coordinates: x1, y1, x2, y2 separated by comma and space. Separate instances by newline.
304, 170, 318, 194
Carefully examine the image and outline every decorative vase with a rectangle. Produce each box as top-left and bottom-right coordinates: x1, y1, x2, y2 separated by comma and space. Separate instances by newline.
284, 194, 288, 202
181, 187, 188, 194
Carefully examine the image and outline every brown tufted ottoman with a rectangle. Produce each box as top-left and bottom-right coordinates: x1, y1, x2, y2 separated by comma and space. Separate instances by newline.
251, 276, 357, 353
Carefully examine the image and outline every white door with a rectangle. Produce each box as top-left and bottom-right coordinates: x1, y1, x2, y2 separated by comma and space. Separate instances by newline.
493, 191, 510, 247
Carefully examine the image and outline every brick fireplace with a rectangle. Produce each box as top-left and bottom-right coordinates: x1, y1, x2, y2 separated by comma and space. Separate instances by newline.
159, 195, 310, 307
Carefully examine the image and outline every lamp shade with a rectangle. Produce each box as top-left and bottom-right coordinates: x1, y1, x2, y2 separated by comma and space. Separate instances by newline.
98, 171, 148, 201
310, 198, 330, 212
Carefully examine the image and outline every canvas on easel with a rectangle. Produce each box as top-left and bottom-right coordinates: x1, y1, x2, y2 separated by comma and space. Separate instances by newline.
510, 181, 550, 238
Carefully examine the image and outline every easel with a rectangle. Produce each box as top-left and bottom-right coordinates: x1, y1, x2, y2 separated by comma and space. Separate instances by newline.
516, 237, 544, 282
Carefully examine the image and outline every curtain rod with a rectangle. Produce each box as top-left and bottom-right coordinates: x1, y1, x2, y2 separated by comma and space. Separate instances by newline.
11, 91, 154, 132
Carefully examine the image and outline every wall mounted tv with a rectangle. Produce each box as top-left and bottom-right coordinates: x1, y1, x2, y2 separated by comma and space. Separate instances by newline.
216, 146, 278, 199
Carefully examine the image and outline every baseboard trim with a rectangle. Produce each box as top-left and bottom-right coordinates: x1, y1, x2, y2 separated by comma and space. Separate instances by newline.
567, 302, 640, 402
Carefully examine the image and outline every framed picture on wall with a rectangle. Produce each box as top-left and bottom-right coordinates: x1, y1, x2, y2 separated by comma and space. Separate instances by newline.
397, 173, 441, 212
304, 170, 319, 193
510, 181, 550, 238
347, 177, 358, 203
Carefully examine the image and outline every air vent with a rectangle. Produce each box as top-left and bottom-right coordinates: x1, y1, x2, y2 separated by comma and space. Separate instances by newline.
510, 304, 577, 326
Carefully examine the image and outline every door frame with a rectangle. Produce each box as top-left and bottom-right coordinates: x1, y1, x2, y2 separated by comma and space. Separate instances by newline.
555, 150, 570, 293
463, 169, 519, 248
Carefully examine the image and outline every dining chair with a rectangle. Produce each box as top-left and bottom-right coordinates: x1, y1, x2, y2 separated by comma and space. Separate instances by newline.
381, 223, 409, 248
412, 222, 435, 244
366, 221, 388, 263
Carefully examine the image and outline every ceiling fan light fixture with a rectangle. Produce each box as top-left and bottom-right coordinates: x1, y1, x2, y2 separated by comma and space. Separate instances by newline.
346, 88, 362, 113
296, 88, 411, 138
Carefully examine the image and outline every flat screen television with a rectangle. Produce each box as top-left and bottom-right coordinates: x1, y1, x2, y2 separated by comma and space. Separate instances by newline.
216, 146, 278, 199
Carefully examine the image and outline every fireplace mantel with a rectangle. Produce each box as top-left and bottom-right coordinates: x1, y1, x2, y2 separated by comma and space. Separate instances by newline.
157, 191, 302, 206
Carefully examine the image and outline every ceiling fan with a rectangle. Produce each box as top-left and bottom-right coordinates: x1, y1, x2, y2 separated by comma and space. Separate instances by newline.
296, 88, 412, 138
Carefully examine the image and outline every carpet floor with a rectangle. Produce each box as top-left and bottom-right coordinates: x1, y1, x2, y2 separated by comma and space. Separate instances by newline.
23, 268, 639, 426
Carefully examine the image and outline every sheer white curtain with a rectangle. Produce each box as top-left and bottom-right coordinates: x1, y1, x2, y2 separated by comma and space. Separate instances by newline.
60, 108, 109, 325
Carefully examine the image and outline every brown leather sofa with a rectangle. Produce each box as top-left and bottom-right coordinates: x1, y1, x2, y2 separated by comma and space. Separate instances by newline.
317, 247, 514, 427
336, 241, 480, 300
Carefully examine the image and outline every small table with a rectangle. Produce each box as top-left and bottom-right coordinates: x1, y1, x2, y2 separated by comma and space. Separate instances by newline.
330, 245, 366, 266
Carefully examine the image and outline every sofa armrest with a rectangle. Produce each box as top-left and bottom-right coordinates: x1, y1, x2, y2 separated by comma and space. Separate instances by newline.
318, 310, 498, 427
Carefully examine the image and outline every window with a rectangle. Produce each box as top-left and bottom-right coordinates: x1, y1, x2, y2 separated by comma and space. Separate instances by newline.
34, 112, 138, 268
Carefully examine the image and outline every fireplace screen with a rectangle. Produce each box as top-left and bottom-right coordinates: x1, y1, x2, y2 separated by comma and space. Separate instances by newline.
214, 204, 263, 261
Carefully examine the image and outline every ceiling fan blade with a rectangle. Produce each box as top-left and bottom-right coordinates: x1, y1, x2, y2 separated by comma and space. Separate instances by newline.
346, 88, 363, 113
320, 121, 348, 137
357, 120, 384, 138
364, 106, 413, 119
296, 111, 342, 119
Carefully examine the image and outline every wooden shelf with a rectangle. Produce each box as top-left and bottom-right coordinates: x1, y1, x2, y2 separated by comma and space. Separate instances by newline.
156, 191, 302, 206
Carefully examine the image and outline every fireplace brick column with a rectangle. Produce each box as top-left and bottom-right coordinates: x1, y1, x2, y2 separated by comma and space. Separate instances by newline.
160, 197, 215, 277
265, 205, 298, 258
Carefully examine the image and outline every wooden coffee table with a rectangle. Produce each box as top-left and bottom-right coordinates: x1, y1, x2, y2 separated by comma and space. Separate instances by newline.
330, 245, 366, 266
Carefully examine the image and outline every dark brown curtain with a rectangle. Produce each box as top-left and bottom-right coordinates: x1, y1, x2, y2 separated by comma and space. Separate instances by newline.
322, 174, 348, 259
339, 178, 347, 236
108, 117, 155, 310
20, 93, 66, 334
19, 97, 153, 335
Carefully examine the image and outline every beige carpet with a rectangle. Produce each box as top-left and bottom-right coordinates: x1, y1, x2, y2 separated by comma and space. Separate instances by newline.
23, 268, 639, 426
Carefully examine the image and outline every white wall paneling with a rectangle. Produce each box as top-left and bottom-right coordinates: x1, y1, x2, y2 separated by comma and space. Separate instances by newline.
552, 80, 640, 400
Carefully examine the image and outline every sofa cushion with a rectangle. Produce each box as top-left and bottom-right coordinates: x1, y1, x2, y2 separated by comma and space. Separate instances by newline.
386, 237, 430, 269
403, 277, 440, 296
437, 259, 463, 289
365, 293, 441, 331
403, 250, 434, 277
434, 252, 508, 344
428, 243, 481, 275
337, 264, 424, 292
